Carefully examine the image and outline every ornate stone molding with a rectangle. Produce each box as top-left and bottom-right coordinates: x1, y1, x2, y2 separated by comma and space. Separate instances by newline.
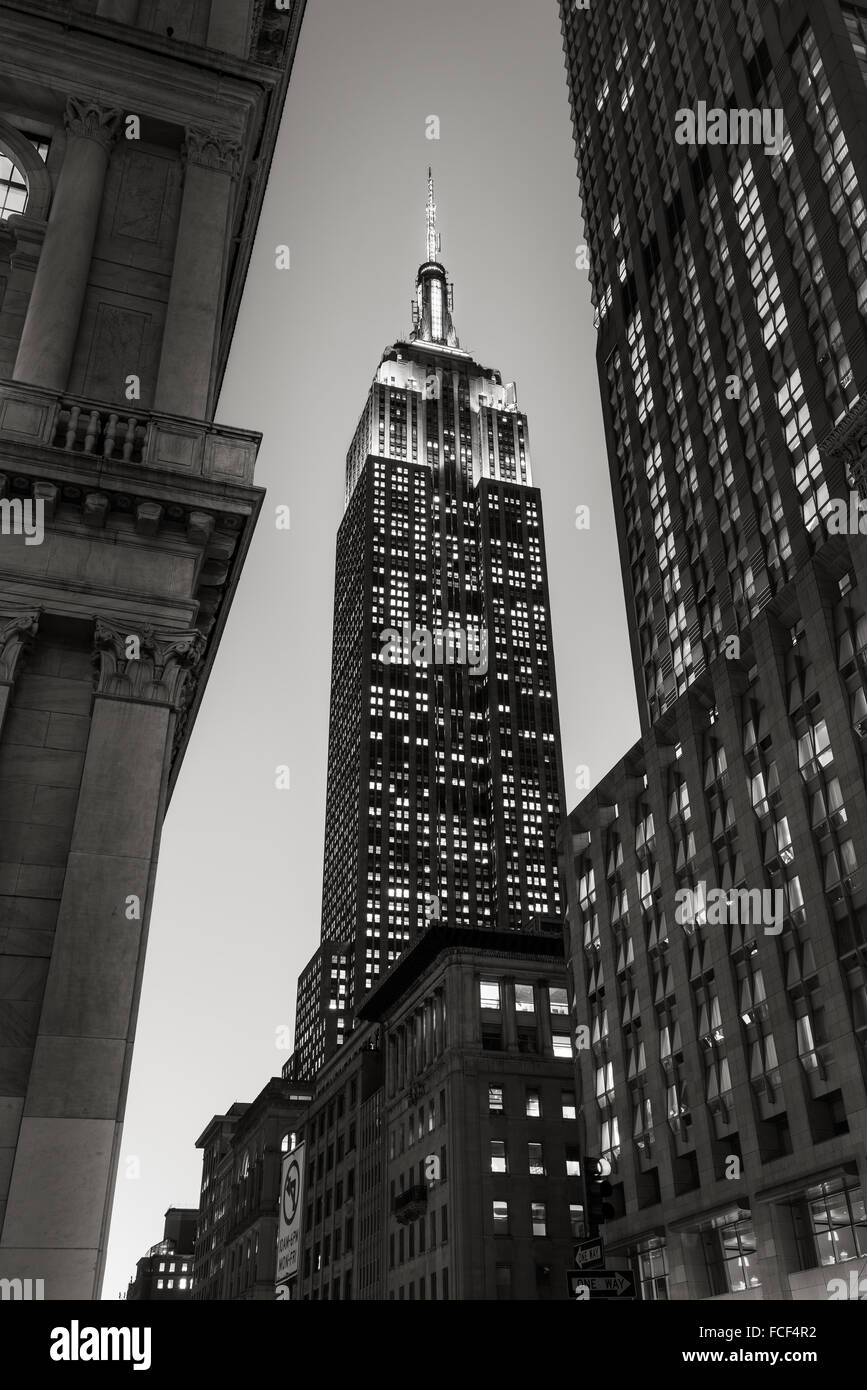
183, 127, 242, 178
93, 619, 205, 709
0, 610, 40, 683
64, 98, 123, 153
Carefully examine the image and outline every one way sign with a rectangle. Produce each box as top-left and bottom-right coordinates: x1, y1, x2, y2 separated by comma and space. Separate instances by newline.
568, 1269, 636, 1300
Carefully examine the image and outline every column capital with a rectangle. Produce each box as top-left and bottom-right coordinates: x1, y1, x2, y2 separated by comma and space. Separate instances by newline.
182, 126, 242, 177
64, 97, 123, 153
0, 610, 40, 683
93, 619, 205, 708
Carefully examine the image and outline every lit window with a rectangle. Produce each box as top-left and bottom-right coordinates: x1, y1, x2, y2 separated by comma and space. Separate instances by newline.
570, 1204, 585, 1239
549, 986, 569, 1014
488, 1086, 504, 1113
515, 983, 535, 1013
531, 1203, 547, 1237
528, 1143, 545, 1176
480, 981, 501, 1010
525, 1091, 541, 1118
561, 1091, 577, 1120
552, 1035, 572, 1059
156, 1279, 164, 1289
490, 1140, 508, 1174
493, 1200, 510, 1234
566, 1147, 581, 1177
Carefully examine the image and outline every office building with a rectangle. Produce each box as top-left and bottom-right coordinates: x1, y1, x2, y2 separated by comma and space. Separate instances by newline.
126, 1207, 197, 1301
558, 0, 867, 1298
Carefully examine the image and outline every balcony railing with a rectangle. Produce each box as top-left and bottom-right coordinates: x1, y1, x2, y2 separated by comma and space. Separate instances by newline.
0, 379, 260, 486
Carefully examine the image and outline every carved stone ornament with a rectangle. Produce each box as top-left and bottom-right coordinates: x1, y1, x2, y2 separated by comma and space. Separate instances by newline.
183, 127, 242, 178
93, 619, 205, 709
0, 610, 40, 683
64, 97, 123, 153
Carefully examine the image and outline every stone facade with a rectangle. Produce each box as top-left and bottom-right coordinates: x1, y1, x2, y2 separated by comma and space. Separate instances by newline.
0, 0, 306, 1298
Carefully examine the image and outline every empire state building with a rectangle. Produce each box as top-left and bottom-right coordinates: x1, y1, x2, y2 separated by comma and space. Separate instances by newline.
293, 176, 567, 1078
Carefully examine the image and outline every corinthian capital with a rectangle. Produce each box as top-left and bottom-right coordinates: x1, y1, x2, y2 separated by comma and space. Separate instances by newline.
64, 97, 123, 152
0, 610, 40, 683
183, 127, 242, 177
93, 619, 205, 709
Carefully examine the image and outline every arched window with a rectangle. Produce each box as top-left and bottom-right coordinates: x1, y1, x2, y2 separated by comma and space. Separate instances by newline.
0, 152, 28, 220
0, 125, 50, 223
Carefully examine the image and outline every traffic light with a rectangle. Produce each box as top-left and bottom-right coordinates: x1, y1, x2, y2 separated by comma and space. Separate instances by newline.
584, 1156, 616, 1236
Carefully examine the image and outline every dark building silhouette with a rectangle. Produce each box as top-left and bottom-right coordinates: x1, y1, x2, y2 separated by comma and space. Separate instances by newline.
559, 0, 867, 1299
192, 1083, 312, 1301
126, 1207, 197, 1301
0, 0, 306, 1297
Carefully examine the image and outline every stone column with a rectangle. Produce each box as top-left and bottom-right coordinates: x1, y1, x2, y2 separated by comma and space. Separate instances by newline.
538, 982, 554, 1054
502, 979, 518, 1051
0, 611, 39, 734
13, 99, 121, 393
0, 619, 203, 1300
96, 0, 140, 21
154, 128, 241, 419
0, 611, 41, 1232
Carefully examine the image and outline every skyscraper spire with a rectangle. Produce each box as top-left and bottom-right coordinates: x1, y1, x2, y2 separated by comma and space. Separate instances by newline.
411, 169, 458, 347
426, 166, 440, 263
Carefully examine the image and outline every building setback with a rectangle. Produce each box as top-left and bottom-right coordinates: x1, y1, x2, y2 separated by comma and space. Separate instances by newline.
126, 1207, 197, 1301
291, 175, 568, 1080
0, 0, 306, 1298
558, 0, 867, 1298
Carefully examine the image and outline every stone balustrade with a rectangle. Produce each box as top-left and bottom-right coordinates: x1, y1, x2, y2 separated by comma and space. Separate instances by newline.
0, 378, 261, 485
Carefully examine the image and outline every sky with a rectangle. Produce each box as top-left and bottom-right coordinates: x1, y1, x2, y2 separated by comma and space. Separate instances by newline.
103, 0, 639, 1297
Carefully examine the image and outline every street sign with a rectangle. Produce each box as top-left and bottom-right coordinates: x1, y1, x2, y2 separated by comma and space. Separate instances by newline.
574, 1237, 604, 1269
568, 1269, 636, 1300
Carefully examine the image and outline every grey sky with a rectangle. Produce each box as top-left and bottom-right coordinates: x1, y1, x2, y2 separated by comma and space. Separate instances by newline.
103, 0, 639, 1297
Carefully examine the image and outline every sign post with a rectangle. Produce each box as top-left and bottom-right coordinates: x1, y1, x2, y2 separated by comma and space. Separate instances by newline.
275, 1141, 305, 1299
567, 1269, 636, 1300
573, 1236, 604, 1269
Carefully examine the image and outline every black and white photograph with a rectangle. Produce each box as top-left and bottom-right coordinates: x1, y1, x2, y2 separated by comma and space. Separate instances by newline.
0, 0, 863, 1370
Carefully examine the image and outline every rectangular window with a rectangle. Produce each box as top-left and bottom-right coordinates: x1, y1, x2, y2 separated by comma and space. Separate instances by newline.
570, 1203, 585, 1239
514, 983, 535, 1012
566, 1146, 582, 1177
552, 1034, 572, 1059
480, 980, 501, 1010
493, 1199, 510, 1234
525, 1090, 541, 1118
531, 1202, 547, 1237
561, 1091, 577, 1120
528, 1142, 545, 1176
488, 1085, 504, 1113
549, 986, 569, 1014
638, 1241, 670, 1301
441, 1205, 448, 1243
495, 1264, 512, 1300
805, 1181, 866, 1266
490, 1140, 508, 1173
